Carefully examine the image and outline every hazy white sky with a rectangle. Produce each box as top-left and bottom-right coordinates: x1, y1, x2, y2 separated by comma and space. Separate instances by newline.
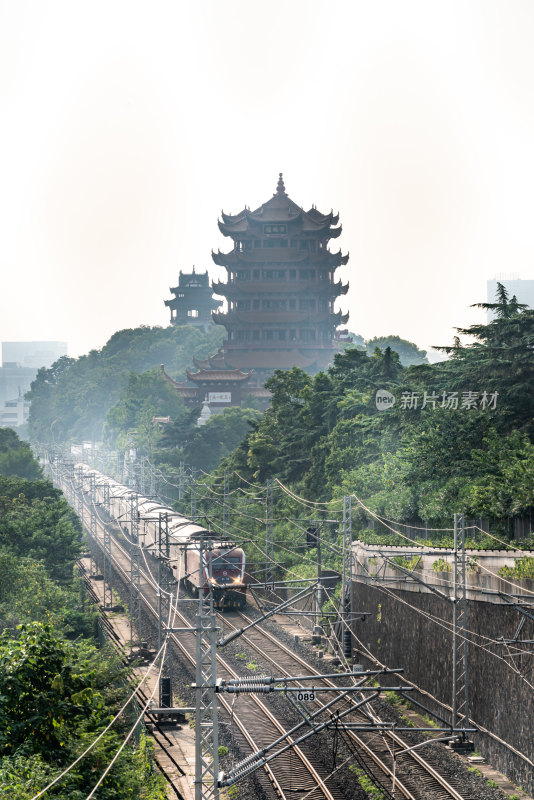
2, 0, 534, 358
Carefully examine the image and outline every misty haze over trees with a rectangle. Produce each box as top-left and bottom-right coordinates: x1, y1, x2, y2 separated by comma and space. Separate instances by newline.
24, 286, 534, 536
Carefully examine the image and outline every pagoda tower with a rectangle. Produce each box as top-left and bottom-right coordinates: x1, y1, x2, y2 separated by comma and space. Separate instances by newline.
211, 174, 349, 384
165, 269, 222, 331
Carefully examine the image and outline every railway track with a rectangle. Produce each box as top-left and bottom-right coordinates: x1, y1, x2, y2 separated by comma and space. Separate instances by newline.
214, 609, 473, 800
71, 486, 344, 800
58, 472, 473, 800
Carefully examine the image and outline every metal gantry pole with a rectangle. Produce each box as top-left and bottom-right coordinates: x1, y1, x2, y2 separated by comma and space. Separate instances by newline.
313, 521, 323, 637
191, 468, 197, 519
140, 457, 146, 496
452, 513, 470, 733
149, 458, 156, 499
342, 495, 353, 661
129, 492, 141, 646
102, 482, 112, 609
89, 473, 97, 543
195, 539, 220, 800
158, 516, 174, 708
178, 461, 184, 503
223, 471, 230, 538
265, 479, 274, 583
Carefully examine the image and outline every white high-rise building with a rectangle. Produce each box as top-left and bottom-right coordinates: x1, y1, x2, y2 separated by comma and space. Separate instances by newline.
0, 341, 67, 426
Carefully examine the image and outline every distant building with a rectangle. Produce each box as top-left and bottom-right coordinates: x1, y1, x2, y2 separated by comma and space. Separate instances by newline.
0, 394, 30, 428
164, 269, 222, 331
0, 341, 67, 408
162, 175, 350, 413
211, 173, 350, 385
487, 276, 534, 320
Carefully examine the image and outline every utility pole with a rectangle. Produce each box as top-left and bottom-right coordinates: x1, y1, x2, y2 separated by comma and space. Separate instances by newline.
194, 538, 220, 800
223, 471, 230, 539
310, 521, 323, 640
191, 468, 197, 519
265, 479, 274, 584
178, 461, 185, 503
89, 472, 97, 543
102, 481, 113, 609
342, 496, 353, 661
452, 513, 470, 737
129, 492, 141, 647
157, 513, 174, 708
140, 457, 146, 496
149, 458, 155, 498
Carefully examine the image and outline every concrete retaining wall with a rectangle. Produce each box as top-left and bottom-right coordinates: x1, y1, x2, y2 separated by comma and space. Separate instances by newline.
351, 542, 534, 794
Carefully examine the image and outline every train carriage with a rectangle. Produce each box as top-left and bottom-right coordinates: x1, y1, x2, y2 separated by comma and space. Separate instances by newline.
75, 463, 246, 608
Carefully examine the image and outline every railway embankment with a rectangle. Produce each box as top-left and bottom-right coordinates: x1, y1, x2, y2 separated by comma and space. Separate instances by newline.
351, 542, 534, 795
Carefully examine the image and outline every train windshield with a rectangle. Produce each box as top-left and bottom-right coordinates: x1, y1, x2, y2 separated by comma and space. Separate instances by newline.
211, 556, 240, 569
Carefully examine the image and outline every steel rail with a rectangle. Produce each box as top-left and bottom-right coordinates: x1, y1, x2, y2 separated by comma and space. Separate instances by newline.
221, 609, 470, 800
71, 484, 338, 800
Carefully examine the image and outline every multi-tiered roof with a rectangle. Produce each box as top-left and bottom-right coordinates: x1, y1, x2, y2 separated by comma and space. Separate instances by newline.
211, 174, 349, 380
164, 269, 222, 331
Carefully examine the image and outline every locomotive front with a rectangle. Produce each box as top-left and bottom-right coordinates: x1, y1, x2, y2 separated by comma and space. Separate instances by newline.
207, 546, 246, 609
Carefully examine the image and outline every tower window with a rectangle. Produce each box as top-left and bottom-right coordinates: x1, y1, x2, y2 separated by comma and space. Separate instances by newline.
187, 309, 199, 318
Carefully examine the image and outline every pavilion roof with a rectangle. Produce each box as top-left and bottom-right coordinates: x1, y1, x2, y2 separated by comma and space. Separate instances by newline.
211, 248, 348, 268
186, 367, 253, 383
218, 174, 342, 237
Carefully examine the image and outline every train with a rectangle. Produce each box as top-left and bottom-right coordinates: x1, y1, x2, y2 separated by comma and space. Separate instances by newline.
74, 463, 247, 609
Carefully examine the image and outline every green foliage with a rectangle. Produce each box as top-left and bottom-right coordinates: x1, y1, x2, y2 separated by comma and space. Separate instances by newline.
182, 407, 262, 471
384, 691, 403, 707
105, 369, 193, 454
366, 335, 428, 366
0, 475, 81, 583
0, 429, 42, 480
390, 555, 422, 571
499, 557, 534, 580
27, 324, 224, 443
0, 437, 165, 798
222, 290, 534, 530
349, 765, 386, 799
0, 550, 94, 637
432, 558, 452, 573
0, 624, 166, 798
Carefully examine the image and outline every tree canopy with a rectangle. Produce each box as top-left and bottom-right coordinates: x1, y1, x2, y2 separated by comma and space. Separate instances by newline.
27, 324, 224, 443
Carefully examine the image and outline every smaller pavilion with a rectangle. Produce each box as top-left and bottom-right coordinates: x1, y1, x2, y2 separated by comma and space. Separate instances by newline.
160, 363, 269, 413
164, 269, 222, 331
